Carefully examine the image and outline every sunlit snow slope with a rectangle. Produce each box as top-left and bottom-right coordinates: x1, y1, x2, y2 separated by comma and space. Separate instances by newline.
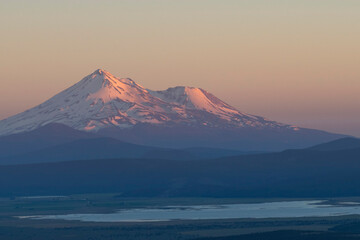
0, 69, 299, 136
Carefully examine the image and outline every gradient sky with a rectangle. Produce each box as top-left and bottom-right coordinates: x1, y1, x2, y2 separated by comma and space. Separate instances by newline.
1, 0, 359, 136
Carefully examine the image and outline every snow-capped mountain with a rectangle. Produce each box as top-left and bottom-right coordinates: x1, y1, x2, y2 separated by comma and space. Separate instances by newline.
0, 69, 296, 136
0, 69, 345, 151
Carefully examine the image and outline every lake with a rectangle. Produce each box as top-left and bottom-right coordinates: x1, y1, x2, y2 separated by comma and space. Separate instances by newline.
20, 200, 360, 222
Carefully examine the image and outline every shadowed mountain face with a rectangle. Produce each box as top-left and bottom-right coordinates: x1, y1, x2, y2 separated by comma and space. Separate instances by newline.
0, 69, 346, 151
0, 137, 156, 165
0, 124, 254, 165
97, 123, 345, 151
0, 123, 98, 158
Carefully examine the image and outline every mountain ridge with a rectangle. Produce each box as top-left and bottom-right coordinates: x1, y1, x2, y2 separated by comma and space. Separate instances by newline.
308, 137, 360, 151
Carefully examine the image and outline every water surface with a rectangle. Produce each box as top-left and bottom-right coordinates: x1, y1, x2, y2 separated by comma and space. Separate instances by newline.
21, 200, 360, 222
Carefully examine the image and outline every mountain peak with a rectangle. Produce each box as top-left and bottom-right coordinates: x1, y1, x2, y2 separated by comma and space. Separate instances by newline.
0, 69, 300, 136
92, 68, 110, 76
87, 69, 137, 87
149, 86, 239, 115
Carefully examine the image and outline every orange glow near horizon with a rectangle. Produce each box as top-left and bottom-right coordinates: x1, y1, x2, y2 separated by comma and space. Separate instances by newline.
0, 0, 360, 136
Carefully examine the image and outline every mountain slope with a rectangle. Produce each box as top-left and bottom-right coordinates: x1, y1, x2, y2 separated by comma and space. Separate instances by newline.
0, 137, 157, 165
0, 124, 259, 165
0, 123, 98, 158
308, 137, 360, 151
98, 123, 345, 151
0, 69, 346, 151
